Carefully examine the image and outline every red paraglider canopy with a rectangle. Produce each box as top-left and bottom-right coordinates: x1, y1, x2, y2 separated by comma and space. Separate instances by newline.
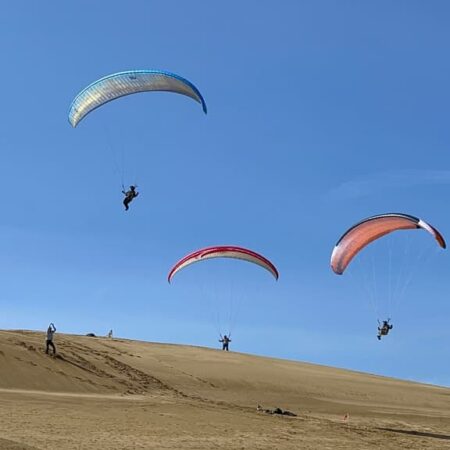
168, 245, 279, 283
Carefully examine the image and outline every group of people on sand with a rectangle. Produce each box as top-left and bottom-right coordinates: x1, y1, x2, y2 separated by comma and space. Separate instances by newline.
45, 323, 231, 355
45, 320, 389, 357
43, 324, 115, 355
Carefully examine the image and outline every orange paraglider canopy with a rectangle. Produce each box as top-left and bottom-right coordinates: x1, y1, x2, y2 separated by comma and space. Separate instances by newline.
331, 213, 446, 275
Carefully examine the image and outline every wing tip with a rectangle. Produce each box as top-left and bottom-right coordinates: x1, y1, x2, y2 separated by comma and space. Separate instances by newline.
68, 115, 76, 128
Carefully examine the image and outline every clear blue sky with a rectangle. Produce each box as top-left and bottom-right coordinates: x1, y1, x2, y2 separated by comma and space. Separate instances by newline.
1, 1, 450, 386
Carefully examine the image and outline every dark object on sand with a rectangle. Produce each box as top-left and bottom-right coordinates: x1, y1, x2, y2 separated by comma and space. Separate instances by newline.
86, 333, 96, 337
257, 404, 297, 417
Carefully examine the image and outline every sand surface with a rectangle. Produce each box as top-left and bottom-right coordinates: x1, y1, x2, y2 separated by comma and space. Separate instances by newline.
0, 330, 448, 449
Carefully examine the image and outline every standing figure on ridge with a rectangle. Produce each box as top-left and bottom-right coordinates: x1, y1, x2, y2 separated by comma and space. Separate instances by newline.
45, 323, 57, 355
219, 334, 231, 351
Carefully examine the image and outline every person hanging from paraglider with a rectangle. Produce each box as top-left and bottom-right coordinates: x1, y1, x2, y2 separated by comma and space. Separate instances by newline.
122, 185, 139, 211
330, 214, 445, 342
219, 334, 231, 351
377, 319, 393, 340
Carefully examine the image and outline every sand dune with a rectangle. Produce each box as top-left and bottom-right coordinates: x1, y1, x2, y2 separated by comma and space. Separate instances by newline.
0, 330, 448, 449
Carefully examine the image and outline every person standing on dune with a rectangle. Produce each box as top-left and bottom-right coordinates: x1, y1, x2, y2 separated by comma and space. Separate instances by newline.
219, 334, 231, 351
45, 323, 57, 355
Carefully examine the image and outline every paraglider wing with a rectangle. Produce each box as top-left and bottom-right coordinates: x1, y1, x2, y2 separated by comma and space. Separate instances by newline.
168, 246, 279, 283
68, 69, 207, 127
331, 213, 446, 275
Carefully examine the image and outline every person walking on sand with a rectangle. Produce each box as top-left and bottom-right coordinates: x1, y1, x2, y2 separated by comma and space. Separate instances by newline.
219, 334, 231, 351
45, 323, 57, 355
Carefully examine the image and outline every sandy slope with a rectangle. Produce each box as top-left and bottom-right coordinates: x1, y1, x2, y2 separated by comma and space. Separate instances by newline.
0, 330, 448, 449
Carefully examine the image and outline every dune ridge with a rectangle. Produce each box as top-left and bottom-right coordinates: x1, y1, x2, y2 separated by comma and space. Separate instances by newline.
0, 330, 448, 449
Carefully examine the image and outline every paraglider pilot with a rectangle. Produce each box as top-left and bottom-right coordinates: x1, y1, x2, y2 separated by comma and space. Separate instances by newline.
377, 319, 393, 340
122, 185, 139, 211
219, 334, 231, 351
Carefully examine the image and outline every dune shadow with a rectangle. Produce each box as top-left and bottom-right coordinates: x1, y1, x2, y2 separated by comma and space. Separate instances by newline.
0, 437, 40, 449
378, 427, 450, 441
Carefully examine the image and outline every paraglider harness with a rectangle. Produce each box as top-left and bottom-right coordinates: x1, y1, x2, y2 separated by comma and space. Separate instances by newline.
122, 184, 139, 210
377, 319, 393, 340
219, 333, 231, 351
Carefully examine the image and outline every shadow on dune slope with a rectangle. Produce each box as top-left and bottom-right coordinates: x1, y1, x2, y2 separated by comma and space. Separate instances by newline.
0, 437, 40, 450
378, 427, 450, 441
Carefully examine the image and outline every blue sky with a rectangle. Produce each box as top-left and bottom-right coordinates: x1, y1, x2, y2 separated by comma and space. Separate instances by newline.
1, 1, 450, 386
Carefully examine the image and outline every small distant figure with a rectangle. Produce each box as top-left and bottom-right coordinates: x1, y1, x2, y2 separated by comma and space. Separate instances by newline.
219, 334, 231, 351
272, 407, 297, 417
377, 319, 393, 340
122, 185, 139, 211
45, 323, 56, 355
257, 404, 297, 417
343, 412, 350, 422
107, 329, 113, 339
